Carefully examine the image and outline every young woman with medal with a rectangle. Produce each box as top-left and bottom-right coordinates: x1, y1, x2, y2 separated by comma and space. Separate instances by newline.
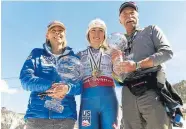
77, 18, 119, 129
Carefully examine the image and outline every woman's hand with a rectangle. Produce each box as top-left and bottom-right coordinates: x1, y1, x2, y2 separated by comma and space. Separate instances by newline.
111, 49, 123, 63
46, 83, 69, 100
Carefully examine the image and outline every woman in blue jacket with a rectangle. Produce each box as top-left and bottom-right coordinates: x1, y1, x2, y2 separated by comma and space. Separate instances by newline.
20, 21, 82, 129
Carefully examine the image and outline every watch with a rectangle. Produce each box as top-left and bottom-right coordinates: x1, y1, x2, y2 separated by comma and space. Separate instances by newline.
136, 62, 141, 71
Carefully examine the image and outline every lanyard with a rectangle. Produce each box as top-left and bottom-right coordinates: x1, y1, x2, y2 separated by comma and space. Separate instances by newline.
125, 30, 138, 55
88, 47, 102, 71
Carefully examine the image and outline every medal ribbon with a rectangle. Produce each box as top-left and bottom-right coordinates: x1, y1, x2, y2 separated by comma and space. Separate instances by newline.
125, 30, 138, 55
87, 47, 103, 72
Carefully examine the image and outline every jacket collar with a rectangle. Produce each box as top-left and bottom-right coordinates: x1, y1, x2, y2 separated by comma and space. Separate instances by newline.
43, 43, 72, 57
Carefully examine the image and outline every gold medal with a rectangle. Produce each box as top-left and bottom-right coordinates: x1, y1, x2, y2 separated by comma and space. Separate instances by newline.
92, 69, 101, 78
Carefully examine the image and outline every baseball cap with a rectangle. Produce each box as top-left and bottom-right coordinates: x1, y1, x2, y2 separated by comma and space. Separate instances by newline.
47, 20, 66, 31
119, 1, 138, 14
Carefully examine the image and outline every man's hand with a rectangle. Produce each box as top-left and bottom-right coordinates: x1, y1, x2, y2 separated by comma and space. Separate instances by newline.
117, 60, 136, 73
46, 83, 69, 100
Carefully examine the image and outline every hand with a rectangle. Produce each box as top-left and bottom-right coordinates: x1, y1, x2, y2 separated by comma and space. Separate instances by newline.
47, 92, 66, 100
119, 60, 136, 73
113, 64, 123, 76
113, 60, 136, 75
111, 49, 123, 63
46, 83, 69, 99
46, 83, 62, 93
52, 84, 69, 95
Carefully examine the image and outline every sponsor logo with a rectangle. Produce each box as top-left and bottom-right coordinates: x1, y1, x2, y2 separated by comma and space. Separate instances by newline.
82, 110, 91, 127
40, 56, 55, 66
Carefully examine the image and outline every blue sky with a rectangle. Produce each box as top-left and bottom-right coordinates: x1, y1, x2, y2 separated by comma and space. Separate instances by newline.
1, 1, 186, 113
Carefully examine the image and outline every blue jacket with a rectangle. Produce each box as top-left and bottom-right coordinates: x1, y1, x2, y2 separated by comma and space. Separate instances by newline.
20, 43, 82, 120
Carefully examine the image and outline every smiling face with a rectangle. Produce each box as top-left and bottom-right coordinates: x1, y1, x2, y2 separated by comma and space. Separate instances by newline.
88, 27, 105, 49
46, 26, 66, 48
119, 7, 139, 34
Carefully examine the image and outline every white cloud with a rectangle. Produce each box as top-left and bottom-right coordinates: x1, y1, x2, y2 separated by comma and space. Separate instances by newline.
0, 80, 18, 94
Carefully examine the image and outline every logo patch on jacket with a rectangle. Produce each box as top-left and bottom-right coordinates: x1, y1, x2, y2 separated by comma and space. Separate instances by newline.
41, 56, 55, 65
82, 110, 91, 127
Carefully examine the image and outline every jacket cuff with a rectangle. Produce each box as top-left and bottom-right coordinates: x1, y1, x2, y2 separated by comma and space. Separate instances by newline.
66, 84, 72, 95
